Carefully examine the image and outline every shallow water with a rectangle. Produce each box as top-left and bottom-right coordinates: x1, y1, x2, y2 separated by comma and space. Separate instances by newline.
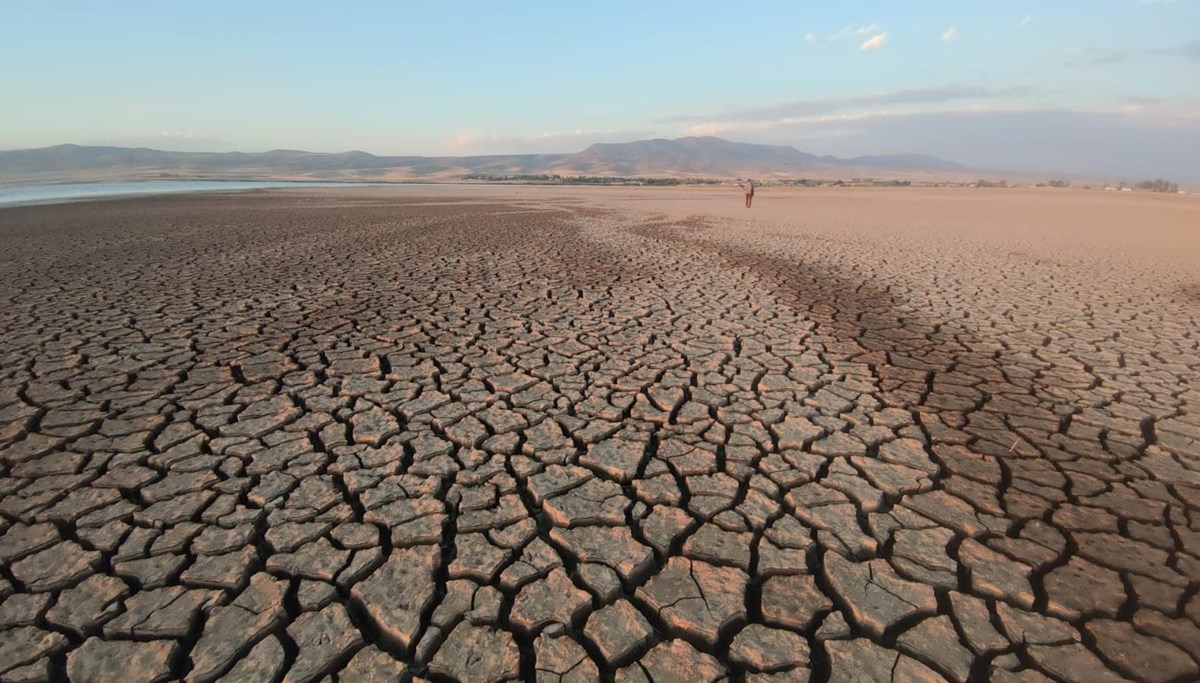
0, 180, 399, 207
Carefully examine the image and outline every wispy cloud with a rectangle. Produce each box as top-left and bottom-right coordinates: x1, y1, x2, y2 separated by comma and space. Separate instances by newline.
828, 24, 878, 41
807, 24, 882, 43
860, 33, 888, 51
805, 24, 890, 50
1067, 40, 1200, 66
444, 129, 654, 155
1160, 39, 1200, 60
941, 27, 959, 42
1065, 47, 1129, 66
81, 131, 231, 152
660, 84, 1043, 124
983, 13, 1038, 42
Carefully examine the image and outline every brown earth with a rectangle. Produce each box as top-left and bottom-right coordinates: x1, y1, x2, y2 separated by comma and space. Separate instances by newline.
1, 185, 1198, 682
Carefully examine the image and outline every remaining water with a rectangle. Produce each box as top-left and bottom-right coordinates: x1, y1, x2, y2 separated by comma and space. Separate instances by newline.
0, 180, 400, 208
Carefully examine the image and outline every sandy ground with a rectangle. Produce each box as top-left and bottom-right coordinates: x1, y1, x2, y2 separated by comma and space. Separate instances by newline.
0, 186, 1198, 682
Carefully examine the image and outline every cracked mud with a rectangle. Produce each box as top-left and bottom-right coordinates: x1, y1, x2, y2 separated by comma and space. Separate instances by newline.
1, 187, 1198, 682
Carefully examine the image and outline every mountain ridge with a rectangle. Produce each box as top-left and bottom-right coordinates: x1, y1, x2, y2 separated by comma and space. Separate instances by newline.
0, 136, 973, 184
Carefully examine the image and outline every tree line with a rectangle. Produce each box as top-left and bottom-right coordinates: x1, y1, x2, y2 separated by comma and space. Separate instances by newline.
1137, 179, 1179, 193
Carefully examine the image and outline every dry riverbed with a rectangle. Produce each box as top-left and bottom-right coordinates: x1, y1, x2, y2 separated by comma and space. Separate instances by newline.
1, 185, 1198, 682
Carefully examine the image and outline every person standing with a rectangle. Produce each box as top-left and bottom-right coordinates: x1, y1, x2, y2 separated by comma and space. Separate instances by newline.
742, 178, 756, 208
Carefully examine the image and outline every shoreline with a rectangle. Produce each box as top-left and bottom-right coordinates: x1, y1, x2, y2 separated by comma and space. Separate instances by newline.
3, 178, 1195, 211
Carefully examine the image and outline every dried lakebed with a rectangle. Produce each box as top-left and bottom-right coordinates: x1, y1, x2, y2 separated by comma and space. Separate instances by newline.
0, 188, 1198, 682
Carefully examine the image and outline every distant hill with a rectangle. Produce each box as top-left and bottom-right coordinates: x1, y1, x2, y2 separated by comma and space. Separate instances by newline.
0, 137, 972, 185
560, 137, 824, 176
0, 144, 556, 183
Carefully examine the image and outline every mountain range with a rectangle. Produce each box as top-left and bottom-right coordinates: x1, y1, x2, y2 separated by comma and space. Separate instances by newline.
0, 136, 977, 185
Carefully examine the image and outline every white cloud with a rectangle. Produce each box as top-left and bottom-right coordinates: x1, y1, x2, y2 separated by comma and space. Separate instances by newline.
860, 33, 888, 51
447, 131, 491, 149
805, 32, 816, 43
825, 24, 880, 42
941, 27, 958, 42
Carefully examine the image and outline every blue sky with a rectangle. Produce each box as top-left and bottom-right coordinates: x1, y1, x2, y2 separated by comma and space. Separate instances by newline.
3, 1, 1198, 178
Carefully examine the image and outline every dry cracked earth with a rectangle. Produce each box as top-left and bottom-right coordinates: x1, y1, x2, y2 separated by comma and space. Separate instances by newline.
0, 187, 1198, 683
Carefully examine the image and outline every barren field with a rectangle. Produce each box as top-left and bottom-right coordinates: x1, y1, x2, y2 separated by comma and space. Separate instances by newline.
1, 186, 1198, 682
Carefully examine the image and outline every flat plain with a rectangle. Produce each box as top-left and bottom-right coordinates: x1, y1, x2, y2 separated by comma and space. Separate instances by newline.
1, 185, 1198, 682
